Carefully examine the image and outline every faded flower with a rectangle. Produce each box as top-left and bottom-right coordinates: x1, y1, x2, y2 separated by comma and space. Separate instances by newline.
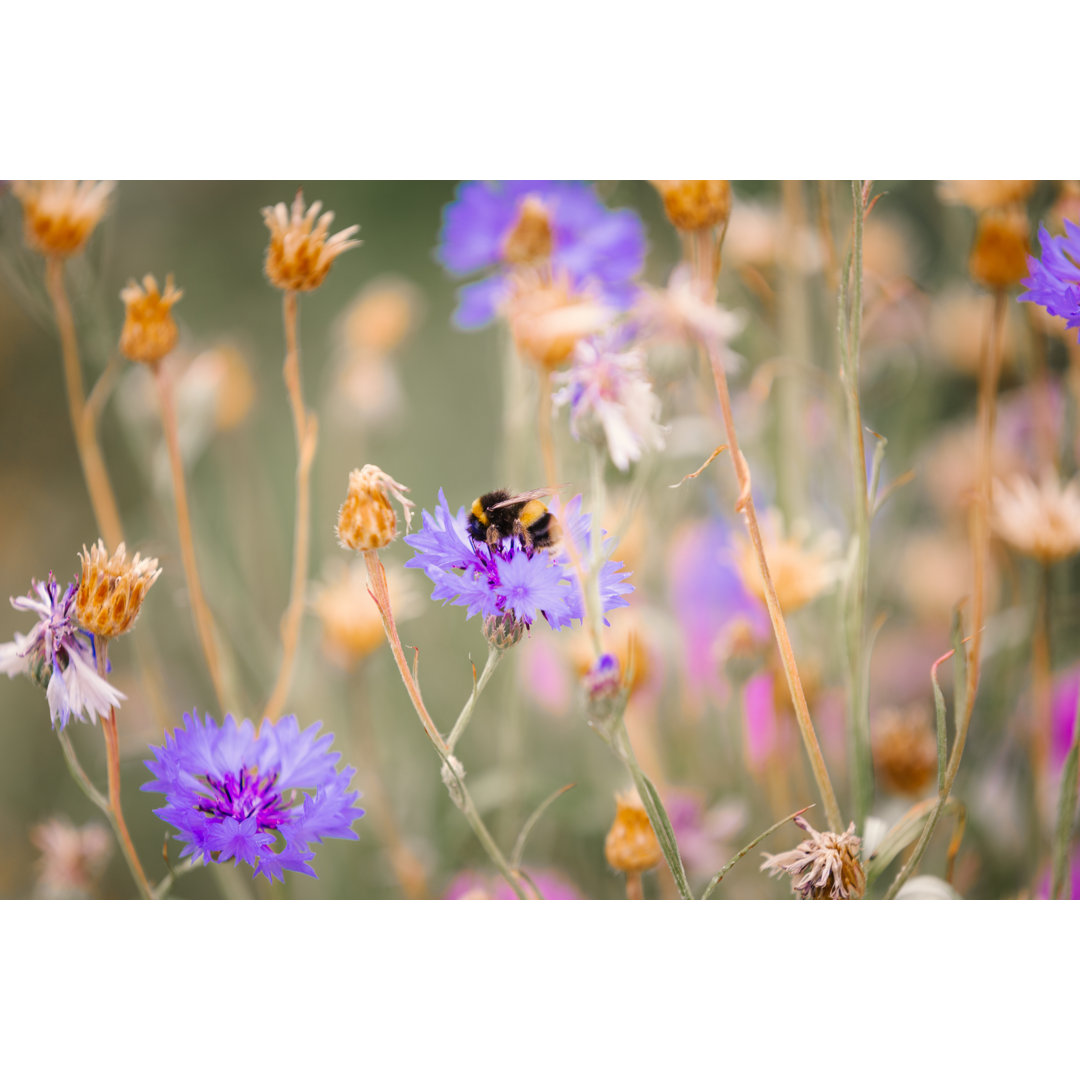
336, 464, 415, 553
31, 818, 112, 899
262, 190, 360, 292
76, 540, 161, 639
604, 788, 662, 874
993, 470, 1080, 564
120, 273, 183, 365
12, 180, 115, 258
761, 815, 866, 900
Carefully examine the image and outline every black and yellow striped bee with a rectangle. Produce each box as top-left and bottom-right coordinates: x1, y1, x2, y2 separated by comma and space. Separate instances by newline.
467, 489, 561, 552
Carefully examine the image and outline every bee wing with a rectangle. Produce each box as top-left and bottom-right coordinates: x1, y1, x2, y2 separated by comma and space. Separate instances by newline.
488, 486, 564, 510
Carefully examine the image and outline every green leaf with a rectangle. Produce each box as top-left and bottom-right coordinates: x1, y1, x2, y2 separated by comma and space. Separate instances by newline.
1052, 740, 1080, 900
866, 797, 962, 886
511, 783, 576, 871
700, 805, 812, 900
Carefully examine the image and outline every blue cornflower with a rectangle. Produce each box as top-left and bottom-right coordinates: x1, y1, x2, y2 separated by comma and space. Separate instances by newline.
1020, 219, 1080, 338
142, 711, 364, 882
436, 181, 647, 329
1, 573, 124, 730
403, 491, 632, 631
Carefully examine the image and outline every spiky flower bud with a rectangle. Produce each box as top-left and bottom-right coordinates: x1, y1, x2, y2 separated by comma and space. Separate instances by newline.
483, 612, 526, 651
75, 540, 161, 639
604, 789, 662, 874
653, 180, 732, 232
120, 274, 183, 365
262, 190, 361, 292
12, 181, 114, 258
761, 816, 866, 900
336, 464, 414, 553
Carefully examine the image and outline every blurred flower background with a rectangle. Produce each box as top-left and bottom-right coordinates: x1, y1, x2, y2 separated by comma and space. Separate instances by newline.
2, 179, 1078, 900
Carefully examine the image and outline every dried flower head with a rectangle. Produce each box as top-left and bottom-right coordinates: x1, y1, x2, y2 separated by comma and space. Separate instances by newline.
120, 273, 183, 365
734, 510, 841, 613
262, 190, 360, 292
75, 540, 161, 639
604, 788, 662, 874
872, 706, 938, 795
635, 264, 746, 360
969, 207, 1030, 291
653, 180, 732, 232
939, 180, 1035, 212
313, 561, 418, 668
341, 276, 422, 357
336, 464, 414, 553
11, 180, 115, 258
31, 818, 112, 899
505, 270, 613, 371
500, 194, 555, 265
993, 470, 1080, 564
761, 815, 866, 900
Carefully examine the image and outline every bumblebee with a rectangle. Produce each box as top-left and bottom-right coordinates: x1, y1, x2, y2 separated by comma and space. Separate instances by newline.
467, 489, 561, 551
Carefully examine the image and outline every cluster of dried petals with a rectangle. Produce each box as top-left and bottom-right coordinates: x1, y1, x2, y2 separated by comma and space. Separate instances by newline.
969, 206, 1030, 291
341, 277, 423, 358
75, 540, 161, 638
31, 818, 112, 898
993, 471, 1080, 564
635, 264, 745, 361
11, 180, 115, 258
119, 273, 183, 365
504, 269, 612, 371
938, 180, 1035, 212
500, 195, 555, 265
262, 190, 361, 292
336, 464, 414, 553
652, 180, 732, 232
872, 705, 938, 795
761, 816, 866, 900
734, 510, 841, 614
604, 788, 662, 874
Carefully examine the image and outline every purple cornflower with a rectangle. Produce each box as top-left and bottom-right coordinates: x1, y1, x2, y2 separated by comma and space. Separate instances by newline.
0, 574, 124, 730
1020, 219, 1080, 338
436, 181, 647, 329
142, 711, 364, 882
403, 491, 632, 631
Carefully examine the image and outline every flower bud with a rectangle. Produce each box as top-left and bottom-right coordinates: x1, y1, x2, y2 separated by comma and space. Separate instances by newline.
583, 653, 622, 722
336, 464, 414, 553
120, 274, 183, 365
75, 540, 161, 638
604, 789, 662, 874
483, 612, 526, 650
653, 180, 732, 232
500, 195, 554, 264
969, 207, 1030, 291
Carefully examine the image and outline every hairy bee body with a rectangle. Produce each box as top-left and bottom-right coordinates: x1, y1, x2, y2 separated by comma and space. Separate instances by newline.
467, 489, 561, 551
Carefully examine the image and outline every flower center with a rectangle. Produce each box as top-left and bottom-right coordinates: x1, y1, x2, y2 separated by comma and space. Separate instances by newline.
196, 767, 294, 830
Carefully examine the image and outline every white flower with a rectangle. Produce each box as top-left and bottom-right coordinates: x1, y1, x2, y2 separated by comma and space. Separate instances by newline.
554, 339, 667, 470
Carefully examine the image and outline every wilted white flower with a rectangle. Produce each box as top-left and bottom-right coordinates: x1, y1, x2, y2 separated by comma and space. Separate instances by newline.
554, 338, 667, 470
993, 470, 1080, 564
31, 818, 112, 899
761, 815, 866, 900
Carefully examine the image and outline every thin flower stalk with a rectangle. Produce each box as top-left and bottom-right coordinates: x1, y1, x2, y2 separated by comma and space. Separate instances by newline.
264, 292, 318, 721
886, 291, 1006, 898
155, 361, 228, 713
44, 258, 124, 550
362, 550, 528, 898
537, 367, 559, 491
838, 181, 874, 830
447, 645, 504, 752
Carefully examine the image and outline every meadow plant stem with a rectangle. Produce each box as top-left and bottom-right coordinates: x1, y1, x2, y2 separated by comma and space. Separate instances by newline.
155, 361, 228, 713
362, 551, 528, 898
94, 638, 154, 900
447, 646, 503, 752
44, 257, 125, 550
839, 180, 873, 830
625, 871, 643, 900
885, 289, 1005, 898
264, 291, 318, 721
704, 338, 844, 833
1032, 563, 1053, 829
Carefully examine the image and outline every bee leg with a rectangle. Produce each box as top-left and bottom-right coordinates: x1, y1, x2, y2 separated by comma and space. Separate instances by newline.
514, 519, 534, 551
487, 524, 502, 548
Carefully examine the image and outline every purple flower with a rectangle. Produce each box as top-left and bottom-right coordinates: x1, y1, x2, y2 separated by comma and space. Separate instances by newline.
142, 711, 364, 882
1020, 220, 1080, 338
403, 491, 632, 631
0, 574, 124, 730
436, 181, 647, 329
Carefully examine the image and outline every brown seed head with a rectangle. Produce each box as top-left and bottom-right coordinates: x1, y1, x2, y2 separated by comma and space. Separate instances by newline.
120, 273, 183, 365
604, 789, 662, 874
11, 180, 115, 258
336, 464, 414, 553
969, 207, 1030, 291
761, 816, 866, 900
872, 706, 938, 795
262, 190, 361, 292
653, 180, 732, 232
500, 195, 555, 265
504, 270, 611, 371
75, 540, 161, 638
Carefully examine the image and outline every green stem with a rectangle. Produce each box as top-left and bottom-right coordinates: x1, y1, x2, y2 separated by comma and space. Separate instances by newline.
447, 646, 503, 753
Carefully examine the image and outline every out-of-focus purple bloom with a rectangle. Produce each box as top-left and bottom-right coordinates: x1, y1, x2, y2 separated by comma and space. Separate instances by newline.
404, 491, 632, 631
444, 868, 581, 900
1036, 852, 1080, 900
667, 520, 768, 710
554, 338, 666, 471
0, 574, 124, 730
142, 711, 364, 882
436, 181, 647, 329
1051, 665, 1080, 770
1020, 220, 1080, 338
666, 790, 746, 879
